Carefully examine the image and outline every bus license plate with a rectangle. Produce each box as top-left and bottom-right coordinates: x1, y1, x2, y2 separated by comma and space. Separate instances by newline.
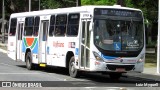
116, 68, 125, 72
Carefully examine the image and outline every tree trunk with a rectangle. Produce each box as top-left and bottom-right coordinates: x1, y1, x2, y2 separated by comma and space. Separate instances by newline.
0, 0, 2, 18
77, 0, 81, 6
0, 0, 2, 34
117, 0, 126, 7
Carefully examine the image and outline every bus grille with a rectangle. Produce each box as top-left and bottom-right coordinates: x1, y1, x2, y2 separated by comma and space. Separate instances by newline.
107, 64, 135, 71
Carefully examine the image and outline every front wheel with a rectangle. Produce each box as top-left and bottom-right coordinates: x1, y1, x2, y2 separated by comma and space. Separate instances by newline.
69, 56, 80, 78
26, 52, 34, 70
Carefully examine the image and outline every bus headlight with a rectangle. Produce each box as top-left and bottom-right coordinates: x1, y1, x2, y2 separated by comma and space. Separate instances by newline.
137, 54, 145, 63
93, 51, 103, 61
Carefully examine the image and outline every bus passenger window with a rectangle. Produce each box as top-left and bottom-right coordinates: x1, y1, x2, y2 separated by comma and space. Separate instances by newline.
9, 18, 17, 36
55, 27, 61, 35
49, 26, 54, 36
67, 13, 80, 36
33, 16, 40, 36
49, 15, 55, 36
55, 26, 66, 36
55, 14, 67, 36
24, 17, 34, 36
67, 26, 78, 35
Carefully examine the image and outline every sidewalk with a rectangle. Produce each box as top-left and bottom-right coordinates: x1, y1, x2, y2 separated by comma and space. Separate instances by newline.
0, 41, 7, 53
0, 42, 159, 75
143, 67, 158, 75
0, 42, 7, 47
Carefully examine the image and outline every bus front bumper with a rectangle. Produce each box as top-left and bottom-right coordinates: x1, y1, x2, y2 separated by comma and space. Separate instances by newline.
90, 60, 144, 73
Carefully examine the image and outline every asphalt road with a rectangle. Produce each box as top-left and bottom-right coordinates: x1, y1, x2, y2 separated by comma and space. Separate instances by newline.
0, 52, 160, 90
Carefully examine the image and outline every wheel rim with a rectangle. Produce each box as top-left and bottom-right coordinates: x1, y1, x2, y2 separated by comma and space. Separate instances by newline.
71, 62, 75, 73
70, 61, 76, 74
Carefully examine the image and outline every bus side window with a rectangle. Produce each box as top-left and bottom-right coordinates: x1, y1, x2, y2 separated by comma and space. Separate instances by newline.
33, 16, 40, 36
67, 13, 80, 36
55, 14, 67, 36
49, 15, 55, 36
24, 17, 34, 36
9, 18, 17, 36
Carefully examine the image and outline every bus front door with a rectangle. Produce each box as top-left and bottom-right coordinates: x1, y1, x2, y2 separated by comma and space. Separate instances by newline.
17, 22, 24, 61
80, 19, 91, 69
39, 20, 49, 65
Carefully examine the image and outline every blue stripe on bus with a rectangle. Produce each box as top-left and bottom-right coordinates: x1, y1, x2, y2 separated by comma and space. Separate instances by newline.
101, 54, 118, 60
75, 48, 79, 55
32, 41, 38, 54
22, 41, 26, 53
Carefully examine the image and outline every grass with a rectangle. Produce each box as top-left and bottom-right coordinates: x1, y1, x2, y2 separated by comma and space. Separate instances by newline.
144, 63, 157, 68
0, 46, 7, 50
145, 53, 157, 68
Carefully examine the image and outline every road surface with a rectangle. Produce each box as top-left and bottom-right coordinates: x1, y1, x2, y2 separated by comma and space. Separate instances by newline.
0, 52, 160, 90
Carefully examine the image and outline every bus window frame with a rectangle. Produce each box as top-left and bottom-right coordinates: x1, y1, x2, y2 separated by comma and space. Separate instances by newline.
24, 17, 34, 36
55, 14, 67, 37
33, 16, 40, 37
9, 18, 17, 36
66, 13, 80, 37
49, 15, 55, 37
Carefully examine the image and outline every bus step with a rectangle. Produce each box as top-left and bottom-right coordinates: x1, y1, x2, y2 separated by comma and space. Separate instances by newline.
39, 63, 46, 67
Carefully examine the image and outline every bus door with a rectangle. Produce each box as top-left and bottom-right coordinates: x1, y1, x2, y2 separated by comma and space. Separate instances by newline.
16, 21, 24, 61
79, 18, 91, 69
39, 20, 49, 64
8, 18, 17, 60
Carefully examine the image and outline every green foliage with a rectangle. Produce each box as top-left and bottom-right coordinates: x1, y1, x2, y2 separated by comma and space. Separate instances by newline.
41, 0, 62, 9
4, 0, 158, 28
81, 0, 116, 5
147, 40, 157, 47
125, 0, 134, 7
41, 0, 76, 9
130, 0, 158, 24
145, 53, 157, 63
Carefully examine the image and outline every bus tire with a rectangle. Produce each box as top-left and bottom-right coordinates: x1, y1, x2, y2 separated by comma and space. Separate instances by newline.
109, 73, 122, 80
69, 56, 80, 78
26, 52, 34, 70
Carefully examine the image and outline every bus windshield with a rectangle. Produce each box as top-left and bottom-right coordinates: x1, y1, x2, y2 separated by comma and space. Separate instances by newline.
94, 18, 144, 52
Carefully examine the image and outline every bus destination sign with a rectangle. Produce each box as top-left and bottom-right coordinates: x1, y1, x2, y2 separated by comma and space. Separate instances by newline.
94, 8, 142, 18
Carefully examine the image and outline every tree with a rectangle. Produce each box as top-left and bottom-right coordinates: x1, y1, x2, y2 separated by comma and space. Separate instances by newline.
41, 0, 77, 9
81, 0, 116, 5
131, 0, 158, 24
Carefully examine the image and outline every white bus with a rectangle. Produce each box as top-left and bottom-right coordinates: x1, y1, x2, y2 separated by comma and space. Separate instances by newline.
7, 5, 145, 79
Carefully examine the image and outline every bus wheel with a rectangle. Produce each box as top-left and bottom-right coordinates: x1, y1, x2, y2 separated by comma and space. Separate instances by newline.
109, 73, 122, 80
69, 56, 79, 78
26, 52, 34, 70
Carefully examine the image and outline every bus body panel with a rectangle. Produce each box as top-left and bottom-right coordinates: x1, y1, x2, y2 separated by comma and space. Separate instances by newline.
22, 37, 39, 64
8, 17, 25, 61
7, 5, 145, 74
16, 20, 25, 61
47, 37, 78, 67
8, 36, 16, 60
37, 15, 50, 64
89, 44, 145, 72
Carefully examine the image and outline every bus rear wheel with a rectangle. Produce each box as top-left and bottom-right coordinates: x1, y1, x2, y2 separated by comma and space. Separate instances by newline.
69, 56, 80, 78
26, 52, 34, 70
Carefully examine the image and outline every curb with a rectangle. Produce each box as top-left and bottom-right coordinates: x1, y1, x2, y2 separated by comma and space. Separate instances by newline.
0, 43, 7, 47
0, 48, 7, 53
143, 67, 160, 76
142, 72, 160, 76
0, 42, 7, 54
